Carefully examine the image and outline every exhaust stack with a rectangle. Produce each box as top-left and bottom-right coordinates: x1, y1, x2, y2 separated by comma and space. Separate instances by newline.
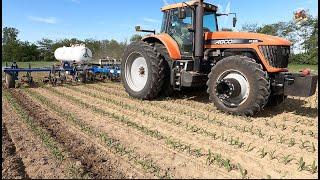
194, 0, 204, 72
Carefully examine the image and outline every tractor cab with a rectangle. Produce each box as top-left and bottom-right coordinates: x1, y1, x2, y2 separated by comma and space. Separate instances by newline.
160, 1, 218, 59
160, 1, 219, 57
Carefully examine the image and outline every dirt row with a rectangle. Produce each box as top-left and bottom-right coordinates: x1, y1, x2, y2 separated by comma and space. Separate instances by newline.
2, 121, 28, 179
31, 86, 317, 178
2, 96, 68, 179
7, 89, 149, 179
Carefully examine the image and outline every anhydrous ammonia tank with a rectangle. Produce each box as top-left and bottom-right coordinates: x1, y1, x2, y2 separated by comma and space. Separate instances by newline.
54, 44, 93, 62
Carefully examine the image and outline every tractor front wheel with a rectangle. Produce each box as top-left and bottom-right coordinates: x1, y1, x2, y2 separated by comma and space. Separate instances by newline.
207, 56, 270, 116
121, 41, 165, 100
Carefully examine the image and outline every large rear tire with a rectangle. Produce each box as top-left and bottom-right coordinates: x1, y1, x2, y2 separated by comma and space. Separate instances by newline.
207, 56, 270, 116
5, 73, 15, 88
121, 41, 165, 100
154, 43, 174, 97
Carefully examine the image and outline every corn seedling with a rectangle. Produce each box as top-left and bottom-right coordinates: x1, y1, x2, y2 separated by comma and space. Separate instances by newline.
245, 143, 255, 152
297, 157, 306, 171
268, 135, 274, 142
237, 163, 248, 179
258, 148, 268, 158
277, 135, 287, 144
288, 138, 296, 147
268, 150, 277, 160
307, 160, 318, 174
299, 140, 310, 149
291, 125, 298, 133
307, 142, 316, 153
282, 154, 294, 165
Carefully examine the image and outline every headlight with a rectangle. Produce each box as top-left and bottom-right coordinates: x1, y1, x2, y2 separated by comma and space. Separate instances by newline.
110, 70, 114, 73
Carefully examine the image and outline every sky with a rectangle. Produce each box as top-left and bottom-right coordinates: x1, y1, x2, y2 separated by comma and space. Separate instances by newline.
2, 0, 318, 43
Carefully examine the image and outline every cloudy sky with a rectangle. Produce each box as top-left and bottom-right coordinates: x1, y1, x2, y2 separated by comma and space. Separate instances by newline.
2, 0, 318, 43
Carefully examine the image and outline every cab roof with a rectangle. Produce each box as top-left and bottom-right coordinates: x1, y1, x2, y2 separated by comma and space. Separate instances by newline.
161, 0, 217, 11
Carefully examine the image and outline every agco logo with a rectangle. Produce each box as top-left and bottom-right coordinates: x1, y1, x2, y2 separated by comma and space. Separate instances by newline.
214, 40, 234, 45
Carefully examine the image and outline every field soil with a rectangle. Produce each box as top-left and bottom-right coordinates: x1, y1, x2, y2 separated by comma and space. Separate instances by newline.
2, 81, 318, 179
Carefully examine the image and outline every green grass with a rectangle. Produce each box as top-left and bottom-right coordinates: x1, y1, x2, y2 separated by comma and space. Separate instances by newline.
2, 61, 59, 68
288, 64, 318, 74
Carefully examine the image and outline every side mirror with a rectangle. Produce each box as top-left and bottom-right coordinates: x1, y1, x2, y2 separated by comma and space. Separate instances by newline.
135, 26, 141, 32
233, 17, 237, 27
178, 7, 186, 19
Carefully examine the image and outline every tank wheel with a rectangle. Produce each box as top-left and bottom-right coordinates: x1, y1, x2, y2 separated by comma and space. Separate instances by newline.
5, 73, 15, 88
154, 43, 175, 97
266, 95, 287, 106
79, 72, 87, 83
121, 41, 165, 100
207, 56, 270, 116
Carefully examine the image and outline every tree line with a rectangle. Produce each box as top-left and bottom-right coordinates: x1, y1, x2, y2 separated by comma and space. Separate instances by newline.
2, 14, 318, 64
2, 27, 143, 62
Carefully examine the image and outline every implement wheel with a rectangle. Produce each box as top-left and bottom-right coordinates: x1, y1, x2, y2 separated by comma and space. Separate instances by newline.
79, 73, 87, 83
5, 73, 15, 88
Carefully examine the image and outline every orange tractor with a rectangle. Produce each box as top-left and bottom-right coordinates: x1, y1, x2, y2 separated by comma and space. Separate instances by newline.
121, 0, 318, 116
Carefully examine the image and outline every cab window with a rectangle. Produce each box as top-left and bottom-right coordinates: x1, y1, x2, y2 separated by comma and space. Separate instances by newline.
167, 8, 193, 55
203, 11, 218, 32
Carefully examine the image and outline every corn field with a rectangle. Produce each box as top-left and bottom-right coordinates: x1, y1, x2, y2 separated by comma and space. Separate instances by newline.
2, 81, 318, 179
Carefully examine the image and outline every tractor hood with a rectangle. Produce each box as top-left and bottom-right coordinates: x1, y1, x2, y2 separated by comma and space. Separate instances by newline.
204, 31, 291, 46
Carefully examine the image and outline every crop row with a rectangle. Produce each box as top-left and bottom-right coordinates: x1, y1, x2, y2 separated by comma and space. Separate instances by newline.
93, 83, 317, 139
24, 88, 171, 179
43, 87, 250, 178
69, 85, 318, 175
3, 90, 90, 179
83, 84, 317, 155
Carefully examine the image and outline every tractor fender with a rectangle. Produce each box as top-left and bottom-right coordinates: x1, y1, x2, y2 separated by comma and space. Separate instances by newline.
142, 33, 181, 60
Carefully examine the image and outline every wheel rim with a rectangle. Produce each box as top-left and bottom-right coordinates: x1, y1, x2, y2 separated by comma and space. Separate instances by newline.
125, 52, 148, 92
215, 70, 250, 108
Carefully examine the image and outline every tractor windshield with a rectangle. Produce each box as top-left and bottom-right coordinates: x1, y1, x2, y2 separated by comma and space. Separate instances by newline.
203, 10, 218, 32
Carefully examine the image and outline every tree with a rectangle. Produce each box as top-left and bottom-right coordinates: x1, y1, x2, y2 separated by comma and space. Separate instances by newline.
241, 23, 259, 33
37, 38, 55, 61
257, 24, 277, 36
2, 27, 19, 44
130, 34, 143, 42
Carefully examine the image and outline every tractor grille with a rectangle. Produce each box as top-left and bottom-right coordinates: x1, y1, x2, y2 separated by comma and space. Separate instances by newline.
259, 45, 290, 68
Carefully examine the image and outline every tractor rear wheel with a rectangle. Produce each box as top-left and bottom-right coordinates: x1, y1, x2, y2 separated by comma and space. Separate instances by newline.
5, 73, 15, 88
121, 41, 165, 100
207, 56, 270, 116
154, 43, 174, 97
